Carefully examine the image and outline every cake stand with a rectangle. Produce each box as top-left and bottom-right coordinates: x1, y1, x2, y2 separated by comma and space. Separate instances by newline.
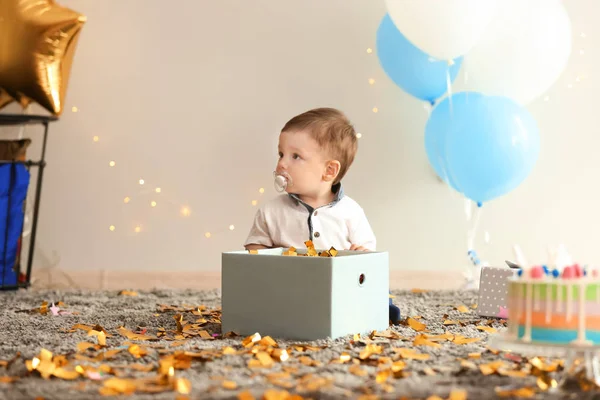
490, 331, 600, 391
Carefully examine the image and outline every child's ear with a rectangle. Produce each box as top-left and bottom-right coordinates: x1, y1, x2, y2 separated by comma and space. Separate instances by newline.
324, 160, 341, 182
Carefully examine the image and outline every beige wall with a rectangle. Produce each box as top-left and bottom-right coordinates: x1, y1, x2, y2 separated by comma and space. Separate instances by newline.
5, 0, 597, 275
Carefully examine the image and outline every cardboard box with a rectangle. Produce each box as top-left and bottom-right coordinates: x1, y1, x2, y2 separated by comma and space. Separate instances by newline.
221, 247, 389, 340
477, 266, 518, 318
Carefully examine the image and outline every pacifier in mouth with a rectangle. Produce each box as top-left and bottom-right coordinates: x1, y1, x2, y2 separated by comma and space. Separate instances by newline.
273, 171, 292, 193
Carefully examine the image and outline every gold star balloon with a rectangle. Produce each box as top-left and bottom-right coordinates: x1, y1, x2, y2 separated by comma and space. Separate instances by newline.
0, 0, 86, 115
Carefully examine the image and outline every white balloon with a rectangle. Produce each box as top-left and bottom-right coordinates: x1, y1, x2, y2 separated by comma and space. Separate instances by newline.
459, 0, 572, 105
384, 0, 500, 60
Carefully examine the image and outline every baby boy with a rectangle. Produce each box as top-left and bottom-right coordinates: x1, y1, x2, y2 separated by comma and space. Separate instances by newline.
243, 107, 401, 324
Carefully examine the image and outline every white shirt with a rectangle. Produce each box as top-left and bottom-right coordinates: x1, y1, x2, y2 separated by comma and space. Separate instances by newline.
243, 186, 376, 251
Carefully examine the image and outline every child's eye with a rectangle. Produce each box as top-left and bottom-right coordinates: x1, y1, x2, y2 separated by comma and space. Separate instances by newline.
292, 153, 301, 160
278, 152, 283, 158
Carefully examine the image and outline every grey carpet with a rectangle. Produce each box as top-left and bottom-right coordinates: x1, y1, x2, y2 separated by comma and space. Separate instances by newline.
0, 289, 594, 399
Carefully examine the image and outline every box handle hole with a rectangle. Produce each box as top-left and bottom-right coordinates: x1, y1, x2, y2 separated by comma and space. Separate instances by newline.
358, 273, 365, 286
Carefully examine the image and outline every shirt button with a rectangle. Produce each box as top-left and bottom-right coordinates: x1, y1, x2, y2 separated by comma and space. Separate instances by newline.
314, 232, 320, 238
314, 211, 318, 216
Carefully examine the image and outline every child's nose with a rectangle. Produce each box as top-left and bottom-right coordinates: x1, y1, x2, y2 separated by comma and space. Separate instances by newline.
277, 159, 287, 171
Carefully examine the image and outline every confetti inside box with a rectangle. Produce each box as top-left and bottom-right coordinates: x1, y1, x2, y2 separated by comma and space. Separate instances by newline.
477, 266, 517, 318
221, 247, 389, 340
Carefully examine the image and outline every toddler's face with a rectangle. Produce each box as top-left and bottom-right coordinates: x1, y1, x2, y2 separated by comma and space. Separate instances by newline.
276, 130, 329, 196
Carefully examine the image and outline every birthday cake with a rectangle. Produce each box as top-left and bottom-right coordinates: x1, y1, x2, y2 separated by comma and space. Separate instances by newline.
506, 264, 600, 346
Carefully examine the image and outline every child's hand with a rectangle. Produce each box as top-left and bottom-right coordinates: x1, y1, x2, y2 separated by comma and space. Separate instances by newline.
349, 244, 369, 251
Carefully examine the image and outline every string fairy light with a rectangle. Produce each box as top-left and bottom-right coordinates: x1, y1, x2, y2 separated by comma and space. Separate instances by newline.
123, 197, 130, 204
356, 133, 362, 139
109, 225, 115, 231
372, 107, 378, 113
259, 187, 265, 194
72, 106, 78, 113
93, 136, 99, 142
366, 48, 372, 54
251, 200, 257, 206
150, 201, 157, 207
139, 179, 145, 185
368, 78, 375, 85
109, 161, 115, 167
229, 225, 235, 231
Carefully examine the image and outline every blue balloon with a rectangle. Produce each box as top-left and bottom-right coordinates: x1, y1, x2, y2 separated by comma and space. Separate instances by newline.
429, 93, 540, 203
425, 92, 483, 187
376, 14, 463, 103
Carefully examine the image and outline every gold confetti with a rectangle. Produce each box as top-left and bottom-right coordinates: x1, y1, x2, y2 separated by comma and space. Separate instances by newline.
237, 391, 256, 400
349, 364, 368, 377
443, 320, 459, 325
468, 353, 481, 359
175, 378, 192, 394
395, 348, 430, 361
127, 344, 148, 358
256, 352, 273, 367
222, 380, 237, 390
456, 305, 470, 313
88, 329, 106, 347
453, 335, 481, 345
536, 376, 558, 391
117, 327, 157, 341
118, 290, 138, 296
339, 352, 352, 363
242, 333, 261, 347
272, 349, 289, 362
407, 317, 426, 332
494, 387, 536, 398
476, 326, 498, 334
413, 334, 441, 348
449, 389, 467, 400
423, 367, 437, 376
479, 361, 505, 375
0, 376, 18, 383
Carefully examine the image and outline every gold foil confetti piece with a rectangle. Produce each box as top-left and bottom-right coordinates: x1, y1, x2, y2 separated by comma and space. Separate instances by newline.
426, 396, 444, 400
199, 330, 212, 339
100, 349, 122, 360
376, 369, 391, 383
449, 390, 467, 400
0, 376, 18, 383
349, 364, 368, 376
411, 288, 428, 293
175, 378, 191, 394
530, 357, 559, 373
304, 240, 313, 248
256, 351, 274, 367
88, 330, 106, 346
77, 342, 97, 352
249, 250, 259, 254
222, 380, 237, 390
456, 305, 470, 313
424, 333, 454, 342
259, 336, 277, 347
476, 326, 498, 334
299, 356, 315, 366
128, 344, 148, 358
272, 349, 289, 362
413, 335, 441, 348
307, 248, 317, 257
453, 335, 481, 345
486, 346, 500, 355
39, 301, 48, 315
170, 340, 187, 348
174, 314, 184, 333
339, 352, 352, 363
499, 369, 529, 378
359, 344, 383, 360
423, 367, 437, 376
263, 389, 290, 400
329, 247, 338, 257
536, 375, 558, 391
247, 359, 262, 368
471, 304, 478, 309
468, 353, 481, 359
222, 347, 236, 355
237, 391, 256, 400
460, 360, 477, 369
242, 333, 261, 347
444, 320, 459, 325
117, 326, 157, 341
479, 361, 505, 375
494, 386, 536, 398
394, 348, 430, 360
52, 368, 80, 380
407, 317, 426, 332
118, 290, 138, 296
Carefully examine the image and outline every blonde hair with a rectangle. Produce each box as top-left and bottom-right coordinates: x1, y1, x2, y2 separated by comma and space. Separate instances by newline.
281, 108, 358, 185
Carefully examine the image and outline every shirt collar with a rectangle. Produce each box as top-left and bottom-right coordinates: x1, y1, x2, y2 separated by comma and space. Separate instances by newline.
288, 182, 345, 210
